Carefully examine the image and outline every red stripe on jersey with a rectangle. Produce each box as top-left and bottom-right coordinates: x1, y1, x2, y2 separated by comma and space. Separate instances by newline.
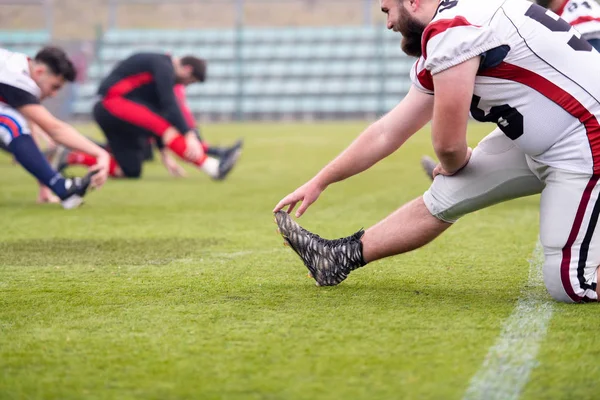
570, 16, 600, 26
421, 16, 475, 59
561, 175, 600, 302
0, 116, 21, 138
106, 72, 153, 99
102, 97, 171, 136
417, 68, 434, 92
556, 0, 569, 16
479, 62, 600, 173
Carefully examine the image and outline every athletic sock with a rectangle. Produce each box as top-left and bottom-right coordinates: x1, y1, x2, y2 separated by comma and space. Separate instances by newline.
66, 152, 120, 177
108, 158, 119, 176
9, 135, 69, 198
67, 151, 97, 167
201, 157, 219, 177
167, 134, 214, 167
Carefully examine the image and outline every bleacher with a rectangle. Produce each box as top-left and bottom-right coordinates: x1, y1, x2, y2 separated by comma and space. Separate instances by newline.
0, 30, 50, 57
74, 27, 414, 120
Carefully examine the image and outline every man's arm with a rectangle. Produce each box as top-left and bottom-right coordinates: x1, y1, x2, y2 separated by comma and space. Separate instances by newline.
30, 122, 56, 149
274, 85, 434, 217
152, 58, 190, 135
19, 104, 110, 187
174, 84, 197, 130
312, 86, 434, 187
151, 59, 204, 161
430, 57, 479, 175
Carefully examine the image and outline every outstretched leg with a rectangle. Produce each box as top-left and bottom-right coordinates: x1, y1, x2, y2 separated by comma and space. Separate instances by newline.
276, 129, 544, 286
362, 197, 450, 262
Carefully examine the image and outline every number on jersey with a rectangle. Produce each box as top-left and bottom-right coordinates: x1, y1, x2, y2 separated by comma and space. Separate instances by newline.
525, 4, 593, 52
568, 1, 592, 12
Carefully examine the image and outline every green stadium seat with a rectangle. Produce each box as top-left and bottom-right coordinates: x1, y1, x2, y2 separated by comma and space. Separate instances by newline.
0, 30, 49, 46
74, 26, 414, 118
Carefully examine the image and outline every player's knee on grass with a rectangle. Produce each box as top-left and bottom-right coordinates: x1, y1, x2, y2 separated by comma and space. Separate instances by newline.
542, 258, 576, 303
541, 259, 599, 303
541, 244, 599, 303
119, 160, 142, 179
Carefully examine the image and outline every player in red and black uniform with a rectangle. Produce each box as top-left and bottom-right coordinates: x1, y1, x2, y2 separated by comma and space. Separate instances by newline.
61, 52, 241, 180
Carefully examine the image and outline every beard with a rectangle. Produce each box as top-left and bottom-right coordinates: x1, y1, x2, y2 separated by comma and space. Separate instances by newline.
397, 4, 427, 58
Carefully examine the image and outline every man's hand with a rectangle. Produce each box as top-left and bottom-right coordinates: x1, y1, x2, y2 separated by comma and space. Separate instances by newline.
88, 151, 110, 188
20, 105, 112, 180
273, 179, 326, 218
432, 147, 472, 178
184, 131, 204, 161
161, 150, 187, 177
36, 184, 60, 204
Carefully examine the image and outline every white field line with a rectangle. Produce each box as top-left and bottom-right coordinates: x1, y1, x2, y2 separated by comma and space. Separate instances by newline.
463, 241, 554, 400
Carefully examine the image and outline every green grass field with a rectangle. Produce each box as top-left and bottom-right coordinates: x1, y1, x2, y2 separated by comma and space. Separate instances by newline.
1, 122, 599, 400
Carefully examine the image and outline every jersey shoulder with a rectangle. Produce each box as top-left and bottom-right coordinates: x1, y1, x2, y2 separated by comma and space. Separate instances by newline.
422, 0, 507, 75
0, 49, 41, 98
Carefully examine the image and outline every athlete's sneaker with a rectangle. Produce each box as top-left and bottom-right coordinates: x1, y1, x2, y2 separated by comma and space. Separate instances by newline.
420, 155, 437, 180
213, 142, 242, 181
47, 145, 71, 172
60, 171, 97, 210
226, 139, 244, 157
274, 210, 367, 286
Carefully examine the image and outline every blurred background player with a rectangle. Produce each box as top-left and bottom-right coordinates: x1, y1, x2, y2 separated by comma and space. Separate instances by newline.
0, 46, 110, 209
54, 81, 243, 179
51, 52, 242, 180
420, 0, 600, 178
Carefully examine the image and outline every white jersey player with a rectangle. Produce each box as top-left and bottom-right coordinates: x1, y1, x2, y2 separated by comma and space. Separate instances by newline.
0, 47, 110, 208
273, 0, 600, 303
421, 0, 600, 174
540, 0, 600, 49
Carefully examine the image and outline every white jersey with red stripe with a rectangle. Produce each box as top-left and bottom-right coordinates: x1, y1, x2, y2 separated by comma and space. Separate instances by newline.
411, 0, 600, 174
0, 48, 40, 145
558, 0, 600, 40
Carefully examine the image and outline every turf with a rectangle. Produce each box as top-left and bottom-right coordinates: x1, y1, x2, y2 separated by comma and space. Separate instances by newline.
0, 122, 598, 400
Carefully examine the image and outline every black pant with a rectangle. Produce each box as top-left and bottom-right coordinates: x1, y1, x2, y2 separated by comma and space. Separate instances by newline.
93, 101, 157, 178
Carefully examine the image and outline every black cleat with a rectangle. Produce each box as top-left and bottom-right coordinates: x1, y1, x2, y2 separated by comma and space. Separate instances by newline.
421, 155, 437, 181
207, 139, 244, 159
213, 141, 242, 181
226, 139, 244, 157
274, 210, 366, 286
59, 170, 97, 209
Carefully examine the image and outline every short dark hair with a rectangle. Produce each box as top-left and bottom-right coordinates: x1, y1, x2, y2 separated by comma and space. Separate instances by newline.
34, 46, 77, 82
180, 56, 207, 82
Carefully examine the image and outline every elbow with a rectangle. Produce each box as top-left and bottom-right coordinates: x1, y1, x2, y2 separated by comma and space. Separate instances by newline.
433, 140, 468, 173
433, 141, 464, 160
